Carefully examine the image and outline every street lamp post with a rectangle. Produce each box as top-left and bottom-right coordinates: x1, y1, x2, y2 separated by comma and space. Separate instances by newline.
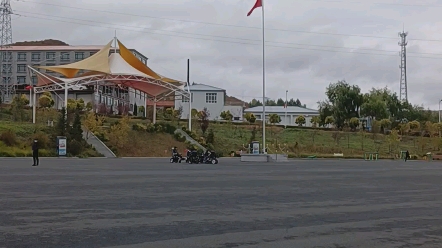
284, 90, 288, 128
439, 99, 442, 137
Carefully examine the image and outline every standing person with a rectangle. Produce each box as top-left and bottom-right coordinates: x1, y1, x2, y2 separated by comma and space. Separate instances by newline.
405, 150, 410, 162
32, 139, 39, 166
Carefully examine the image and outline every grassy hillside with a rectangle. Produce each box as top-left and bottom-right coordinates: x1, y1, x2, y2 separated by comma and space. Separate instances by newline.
102, 117, 439, 159
192, 122, 436, 158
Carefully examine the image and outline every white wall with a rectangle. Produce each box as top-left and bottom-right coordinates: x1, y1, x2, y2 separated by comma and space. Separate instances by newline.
128, 88, 147, 115
247, 112, 319, 127
175, 90, 225, 120
222, 106, 243, 121
20, 92, 94, 109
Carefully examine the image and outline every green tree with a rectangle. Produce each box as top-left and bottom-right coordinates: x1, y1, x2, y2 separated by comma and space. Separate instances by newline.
133, 103, 138, 116
85, 102, 93, 111
191, 108, 198, 118
268, 114, 281, 124
325, 116, 334, 127
83, 112, 104, 139
138, 106, 145, 117
361, 93, 388, 120
310, 116, 320, 127
244, 113, 256, 123
164, 107, 180, 122
10, 95, 29, 122
379, 119, 392, 132
38, 94, 55, 108
323, 80, 363, 129
198, 108, 210, 135
349, 117, 360, 131
206, 128, 215, 144
409, 120, 420, 131
399, 122, 410, 136
295, 115, 306, 126
220, 110, 233, 121
57, 107, 68, 136
69, 111, 83, 142
387, 129, 400, 155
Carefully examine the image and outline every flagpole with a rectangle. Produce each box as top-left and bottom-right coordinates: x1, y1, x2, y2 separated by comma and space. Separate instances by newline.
261, 0, 266, 154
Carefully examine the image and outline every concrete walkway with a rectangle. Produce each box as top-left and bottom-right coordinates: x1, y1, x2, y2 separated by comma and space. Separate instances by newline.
82, 130, 116, 158
174, 129, 206, 151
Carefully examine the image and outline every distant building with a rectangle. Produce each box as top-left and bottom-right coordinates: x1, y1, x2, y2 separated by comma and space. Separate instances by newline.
244, 106, 319, 127
175, 83, 243, 121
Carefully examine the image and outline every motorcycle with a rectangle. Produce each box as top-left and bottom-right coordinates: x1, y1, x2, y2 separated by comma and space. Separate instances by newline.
199, 151, 219, 164
170, 154, 183, 163
186, 151, 200, 164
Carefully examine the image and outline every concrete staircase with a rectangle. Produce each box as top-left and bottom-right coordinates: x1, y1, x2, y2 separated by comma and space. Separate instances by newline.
82, 129, 116, 158
174, 129, 206, 152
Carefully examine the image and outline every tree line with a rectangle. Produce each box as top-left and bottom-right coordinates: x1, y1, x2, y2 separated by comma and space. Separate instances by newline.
248, 98, 305, 108
317, 80, 437, 130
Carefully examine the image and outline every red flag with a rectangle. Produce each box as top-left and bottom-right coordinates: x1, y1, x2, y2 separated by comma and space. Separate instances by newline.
25, 85, 32, 90
247, 0, 262, 16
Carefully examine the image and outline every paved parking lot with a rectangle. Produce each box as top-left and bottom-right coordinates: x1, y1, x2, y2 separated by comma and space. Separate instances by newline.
1, 158, 442, 247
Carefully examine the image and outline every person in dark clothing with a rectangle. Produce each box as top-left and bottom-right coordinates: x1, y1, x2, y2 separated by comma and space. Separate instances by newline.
405, 150, 410, 162
32, 139, 39, 166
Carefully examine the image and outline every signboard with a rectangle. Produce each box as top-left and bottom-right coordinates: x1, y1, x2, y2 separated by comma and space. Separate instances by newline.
252, 141, 260, 154
57, 136, 67, 156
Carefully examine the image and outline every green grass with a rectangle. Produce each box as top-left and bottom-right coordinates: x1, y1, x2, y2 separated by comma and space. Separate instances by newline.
103, 116, 437, 159
199, 123, 434, 159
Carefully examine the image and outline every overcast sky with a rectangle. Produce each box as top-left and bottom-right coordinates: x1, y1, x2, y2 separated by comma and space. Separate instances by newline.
11, 0, 442, 109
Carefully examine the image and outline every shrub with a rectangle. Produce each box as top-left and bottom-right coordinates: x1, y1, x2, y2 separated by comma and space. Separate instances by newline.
0, 130, 17, 146
156, 122, 176, 134
32, 132, 50, 149
68, 140, 84, 156
173, 132, 186, 142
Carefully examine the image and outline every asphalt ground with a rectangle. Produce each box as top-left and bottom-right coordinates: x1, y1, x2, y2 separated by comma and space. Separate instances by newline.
1, 158, 442, 248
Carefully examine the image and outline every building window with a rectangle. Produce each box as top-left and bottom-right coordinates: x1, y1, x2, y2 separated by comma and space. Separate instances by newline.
75, 52, 84, 60
17, 76, 26, 84
31, 76, 37, 85
2, 52, 11, 62
17, 64, 26, 73
17, 52, 27, 61
2, 77, 10, 83
60, 52, 70, 61
46, 52, 56, 61
31, 53, 41, 61
90, 51, 96, 56
182, 93, 193, 102
205, 93, 217, 103
2, 64, 11, 73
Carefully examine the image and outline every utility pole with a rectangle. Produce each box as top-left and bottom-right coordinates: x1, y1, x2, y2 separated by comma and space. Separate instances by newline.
0, 0, 13, 103
398, 27, 408, 102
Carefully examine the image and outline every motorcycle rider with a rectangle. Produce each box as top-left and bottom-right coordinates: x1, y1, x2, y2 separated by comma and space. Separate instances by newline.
203, 150, 211, 163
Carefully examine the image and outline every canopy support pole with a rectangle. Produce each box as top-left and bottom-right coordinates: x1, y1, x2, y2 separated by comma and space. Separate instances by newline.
32, 90, 36, 124
153, 96, 157, 124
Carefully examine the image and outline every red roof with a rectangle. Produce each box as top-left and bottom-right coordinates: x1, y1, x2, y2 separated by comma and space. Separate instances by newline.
146, 99, 174, 107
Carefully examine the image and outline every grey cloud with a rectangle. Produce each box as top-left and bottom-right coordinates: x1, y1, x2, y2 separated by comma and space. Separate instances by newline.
10, 0, 442, 109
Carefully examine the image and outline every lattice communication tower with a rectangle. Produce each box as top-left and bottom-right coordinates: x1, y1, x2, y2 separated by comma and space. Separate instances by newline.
0, 0, 13, 102
398, 30, 408, 102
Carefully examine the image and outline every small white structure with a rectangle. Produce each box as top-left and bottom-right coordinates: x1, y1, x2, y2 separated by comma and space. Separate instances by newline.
244, 106, 319, 127
175, 83, 243, 121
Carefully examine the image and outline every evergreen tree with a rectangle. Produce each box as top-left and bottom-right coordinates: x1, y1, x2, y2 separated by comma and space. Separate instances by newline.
70, 111, 83, 142
133, 103, 138, 116
57, 107, 67, 136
